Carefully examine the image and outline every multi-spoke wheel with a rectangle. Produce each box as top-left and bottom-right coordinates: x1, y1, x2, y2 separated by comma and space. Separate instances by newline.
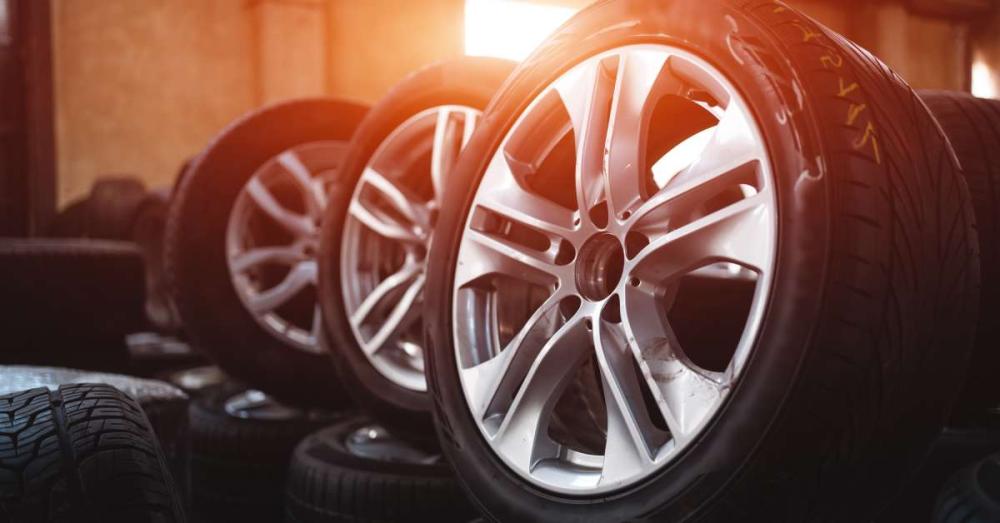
317, 57, 515, 441
165, 98, 368, 407
423, 1, 979, 521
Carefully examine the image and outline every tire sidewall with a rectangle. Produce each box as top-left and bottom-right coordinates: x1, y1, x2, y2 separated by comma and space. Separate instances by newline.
424, 1, 834, 520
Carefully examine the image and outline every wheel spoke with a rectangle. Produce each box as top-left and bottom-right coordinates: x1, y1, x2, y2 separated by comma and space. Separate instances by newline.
246, 178, 315, 238
350, 263, 422, 330
457, 228, 568, 288
555, 57, 616, 221
593, 316, 664, 486
460, 289, 569, 418
246, 261, 315, 313
663, 101, 763, 192
230, 246, 302, 274
357, 274, 425, 356
474, 154, 579, 240
489, 312, 591, 471
604, 50, 668, 219
638, 326, 724, 439
349, 200, 422, 243
360, 167, 430, 230
432, 108, 478, 204
277, 150, 326, 218
628, 194, 772, 283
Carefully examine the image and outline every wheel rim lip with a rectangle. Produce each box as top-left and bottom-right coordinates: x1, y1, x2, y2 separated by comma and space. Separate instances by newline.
449, 44, 778, 495
226, 141, 345, 355
341, 105, 482, 393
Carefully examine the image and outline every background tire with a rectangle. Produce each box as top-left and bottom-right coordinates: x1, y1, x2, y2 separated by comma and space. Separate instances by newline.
284, 416, 475, 523
423, 1, 979, 521
0, 365, 191, 506
88, 177, 148, 240
0, 239, 146, 371
933, 453, 1000, 523
131, 188, 181, 333
919, 90, 1000, 417
165, 98, 367, 407
188, 383, 344, 522
0, 383, 186, 522
318, 57, 515, 444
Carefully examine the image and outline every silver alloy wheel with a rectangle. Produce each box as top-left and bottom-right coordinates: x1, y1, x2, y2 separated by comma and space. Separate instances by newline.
341, 106, 480, 392
226, 141, 347, 354
451, 45, 777, 494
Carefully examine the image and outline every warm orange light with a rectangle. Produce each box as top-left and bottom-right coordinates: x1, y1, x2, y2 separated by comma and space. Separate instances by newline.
972, 53, 998, 100
464, 0, 577, 62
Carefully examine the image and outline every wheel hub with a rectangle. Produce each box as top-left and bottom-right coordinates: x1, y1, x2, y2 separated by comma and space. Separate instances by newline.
575, 233, 624, 301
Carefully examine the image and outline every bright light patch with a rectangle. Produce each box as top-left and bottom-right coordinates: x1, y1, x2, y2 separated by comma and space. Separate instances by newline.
972, 54, 998, 100
651, 127, 717, 188
464, 0, 577, 62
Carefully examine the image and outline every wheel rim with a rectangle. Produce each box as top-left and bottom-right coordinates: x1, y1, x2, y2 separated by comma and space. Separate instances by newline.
227, 141, 346, 354
451, 45, 777, 494
342, 106, 481, 392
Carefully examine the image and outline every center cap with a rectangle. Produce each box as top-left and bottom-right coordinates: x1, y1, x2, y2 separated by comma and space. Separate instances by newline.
575, 233, 625, 301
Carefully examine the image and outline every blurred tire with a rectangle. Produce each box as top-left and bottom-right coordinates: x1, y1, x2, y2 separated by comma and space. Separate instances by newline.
284, 416, 474, 523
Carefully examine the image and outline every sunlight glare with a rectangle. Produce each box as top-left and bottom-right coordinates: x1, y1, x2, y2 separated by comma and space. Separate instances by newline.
464, 0, 577, 62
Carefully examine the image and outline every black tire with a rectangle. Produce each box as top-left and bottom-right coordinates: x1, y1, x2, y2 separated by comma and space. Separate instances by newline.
423, 1, 979, 521
87, 177, 149, 240
0, 383, 186, 522
284, 416, 475, 523
933, 453, 1000, 523
189, 384, 345, 522
317, 57, 516, 443
165, 98, 367, 407
0, 239, 146, 371
45, 199, 90, 238
919, 91, 1000, 416
131, 188, 182, 333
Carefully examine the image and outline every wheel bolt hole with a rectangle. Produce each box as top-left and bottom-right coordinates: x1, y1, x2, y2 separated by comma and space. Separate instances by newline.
629, 277, 641, 288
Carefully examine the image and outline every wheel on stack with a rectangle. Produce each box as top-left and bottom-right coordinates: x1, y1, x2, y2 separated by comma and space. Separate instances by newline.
317, 57, 515, 443
165, 98, 368, 407
422, 1, 980, 521
187, 383, 345, 522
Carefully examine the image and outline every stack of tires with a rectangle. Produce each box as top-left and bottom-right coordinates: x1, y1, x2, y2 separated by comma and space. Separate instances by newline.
153, 1, 1000, 521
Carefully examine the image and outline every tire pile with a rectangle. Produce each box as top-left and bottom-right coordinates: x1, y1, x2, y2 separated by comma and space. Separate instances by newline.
4, 1, 1000, 521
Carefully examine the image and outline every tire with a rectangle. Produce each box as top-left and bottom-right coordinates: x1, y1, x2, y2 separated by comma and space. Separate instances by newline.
87, 176, 149, 240
933, 453, 1000, 523
0, 365, 191, 505
0, 383, 186, 522
131, 188, 182, 333
45, 199, 90, 238
317, 57, 516, 443
919, 91, 1000, 417
422, 1, 980, 521
165, 98, 367, 407
0, 239, 146, 371
189, 384, 344, 522
284, 416, 475, 523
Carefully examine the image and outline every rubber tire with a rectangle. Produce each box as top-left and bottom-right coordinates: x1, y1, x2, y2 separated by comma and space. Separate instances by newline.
317, 57, 516, 444
0, 365, 191, 507
933, 453, 1000, 522
422, 1, 980, 521
0, 383, 186, 522
165, 98, 368, 407
0, 239, 146, 371
87, 177, 149, 241
131, 188, 182, 333
284, 416, 475, 523
45, 199, 90, 238
919, 91, 1000, 417
188, 384, 344, 522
